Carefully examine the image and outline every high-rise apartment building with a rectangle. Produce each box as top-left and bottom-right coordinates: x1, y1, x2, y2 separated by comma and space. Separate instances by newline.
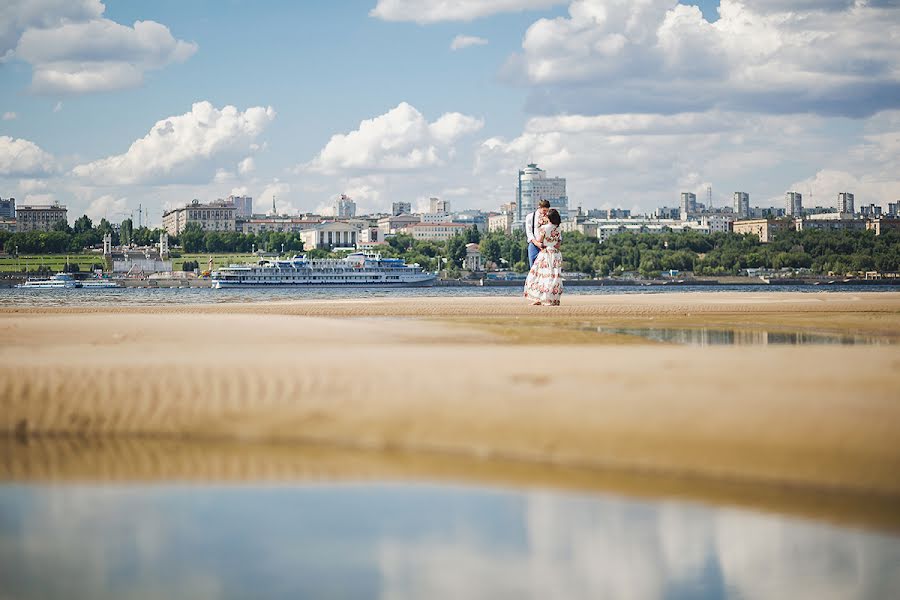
334, 194, 356, 218
837, 192, 854, 214
15, 202, 67, 232
733, 192, 750, 218
516, 163, 568, 222
429, 197, 451, 215
786, 191, 803, 216
392, 202, 412, 216
226, 195, 253, 218
680, 193, 697, 219
0, 197, 14, 219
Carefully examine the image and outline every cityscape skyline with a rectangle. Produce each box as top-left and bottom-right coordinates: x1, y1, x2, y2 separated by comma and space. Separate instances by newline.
1, 1, 899, 225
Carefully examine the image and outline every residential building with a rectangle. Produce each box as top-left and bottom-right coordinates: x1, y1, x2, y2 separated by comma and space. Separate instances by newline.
226, 194, 253, 218
680, 193, 697, 219
405, 222, 470, 242
595, 219, 711, 244
866, 217, 900, 236
837, 192, 854, 215
334, 194, 356, 218
391, 202, 412, 216
300, 221, 359, 250
795, 213, 867, 232
786, 191, 803, 216
378, 214, 421, 236
887, 202, 899, 216
701, 213, 735, 233
516, 163, 568, 222
860, 203, 882, 218
732, 218, 791, 243
429, 197, 451, 215
733, 192, 750, 218
163, 199, 236, 236
0, 197, 14, 219
488, 212, 513, 234
0, 218, 15, 232
15, 202, 67, 232
500, 201, 516, 215
748, 206, 786, 219
652, 206, 680, 220
240, 217, 321, 235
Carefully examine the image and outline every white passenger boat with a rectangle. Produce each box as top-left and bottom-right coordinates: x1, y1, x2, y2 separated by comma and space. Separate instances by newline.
211, 252, 436, 288
15, 273, 81, 289
80, 278, 120, 289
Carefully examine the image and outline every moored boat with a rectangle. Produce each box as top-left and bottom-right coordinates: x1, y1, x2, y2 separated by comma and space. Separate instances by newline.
15, 273, 82, 289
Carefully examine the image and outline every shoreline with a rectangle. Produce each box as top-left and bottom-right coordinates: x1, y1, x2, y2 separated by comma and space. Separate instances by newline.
2, 292, 899, 527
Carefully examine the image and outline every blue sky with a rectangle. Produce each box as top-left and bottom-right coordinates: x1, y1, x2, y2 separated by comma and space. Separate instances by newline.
1, 0, 898, 223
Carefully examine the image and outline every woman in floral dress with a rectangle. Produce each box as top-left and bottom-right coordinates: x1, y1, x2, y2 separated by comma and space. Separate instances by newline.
524, 209, 563, 306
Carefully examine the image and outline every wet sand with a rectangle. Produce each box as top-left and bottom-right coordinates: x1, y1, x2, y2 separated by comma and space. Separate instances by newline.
2, 292, 899, 520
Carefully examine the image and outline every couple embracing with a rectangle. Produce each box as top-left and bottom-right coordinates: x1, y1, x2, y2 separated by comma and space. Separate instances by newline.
523, 199, 563, 306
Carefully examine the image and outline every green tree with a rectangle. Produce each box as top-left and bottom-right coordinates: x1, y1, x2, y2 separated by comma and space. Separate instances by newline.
73, 215, 93, 234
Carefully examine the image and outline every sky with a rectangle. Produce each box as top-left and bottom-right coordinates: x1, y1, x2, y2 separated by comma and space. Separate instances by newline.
1, 0, 899, 225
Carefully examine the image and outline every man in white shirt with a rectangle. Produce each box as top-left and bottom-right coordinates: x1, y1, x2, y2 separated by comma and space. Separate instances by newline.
525, 199, 551, 268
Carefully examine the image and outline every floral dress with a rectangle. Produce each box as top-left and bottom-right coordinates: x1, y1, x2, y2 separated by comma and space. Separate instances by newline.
524, 223, 563, 305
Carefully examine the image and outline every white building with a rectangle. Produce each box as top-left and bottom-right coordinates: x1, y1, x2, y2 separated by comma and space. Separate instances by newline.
378, 214, 421, 236
464, 243, 482, 272
488, 212, 513, 234
240, 217, 321, 235
429, 197, 451, 215
837, 192, 855, 215
405, 222, 469, 242
300, 221, 359, 250
593, 218, 711, 244
516, 163, 568, 222
334, 194, 356, 218
680, 193, 697, 220
701, 213, 735, 233
163, 199, 236, 236
733, 192, 750, 218
786, 191, 803, 216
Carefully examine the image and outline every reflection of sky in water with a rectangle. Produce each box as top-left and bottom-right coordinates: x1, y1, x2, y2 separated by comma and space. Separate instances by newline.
0, 483, 897, 599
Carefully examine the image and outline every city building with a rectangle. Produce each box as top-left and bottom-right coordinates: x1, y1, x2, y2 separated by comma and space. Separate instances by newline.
701, 213, 735, 233
680, 192, 697, 220
240, 217, 321, 235
334, 194, 356, 218
163, 199, 236, 236
378, 214, 421, 236
0, 197, 14, 219
595, 219, 711, 244
652, 207, 680, 220
516, 163, 568, 222
488, 212, 513, 234
429, 197, 451, 215
405, 222, 470, 242
300, 221, 359, 250
15, 202, 67, 232
748, 206, 786, 219
0, 218, 15, 232
732, 218, 791, 243
860, 203, 882, 218
464, 243, 482, 272
786, 191, 803, 216
226, 195, 253, 218
733, 192, 750, 218
500, 201, 516, 215
391, 202, 412, 216
795, 213, 866, 232
866, 217, 900, 236
888, 202, 899, 216
837, 192, 854, 215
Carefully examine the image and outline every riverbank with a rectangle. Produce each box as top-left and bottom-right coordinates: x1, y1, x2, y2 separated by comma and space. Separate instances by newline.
2, 293, 899, 527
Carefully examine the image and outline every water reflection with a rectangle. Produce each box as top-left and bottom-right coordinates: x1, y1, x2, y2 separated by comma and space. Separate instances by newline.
0, 483, 897, 599
599, 327, 897, 346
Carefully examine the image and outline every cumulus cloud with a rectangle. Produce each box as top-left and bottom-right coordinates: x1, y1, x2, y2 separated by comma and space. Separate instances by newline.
85, 193, 128, 221
370, 0, 565, 23
2, 111, 17, 120
72, 101, 275, 185
4, 0, 196, 94
450, 35, 488, 50
237, 156, 255, 175
304, 102, 482, 174
509, 0, 900, 117
0, 135, 57, 177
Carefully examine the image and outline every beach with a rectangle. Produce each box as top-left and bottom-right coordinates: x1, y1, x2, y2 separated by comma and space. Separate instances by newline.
2, 291, 900, 529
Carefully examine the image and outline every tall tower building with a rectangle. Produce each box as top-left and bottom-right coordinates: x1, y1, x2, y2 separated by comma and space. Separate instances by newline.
786, 191, 803, 216
733, 192, 750, 218
334, 194, 356, 218
429, 197, 450, 215
226, 195, 253, 218
680, 192, 697, 219
837, 192, 855, 215
516, 163, 568, 222
0, 197, 14, 219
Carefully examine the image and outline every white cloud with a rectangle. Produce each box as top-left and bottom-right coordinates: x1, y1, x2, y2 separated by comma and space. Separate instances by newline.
85, 193, 128, 221
370, 0, 565, 23
53, 101, 62, 113
2, 111, 16, 120
0, 135, 56, 177
450, 35, 488, 50
4, 0, 196, 94
304, 102, 482, 174
255, 180, 296, 215
509, 0, 900, 118
72, 101, 275, 185
237, 156, 255, 175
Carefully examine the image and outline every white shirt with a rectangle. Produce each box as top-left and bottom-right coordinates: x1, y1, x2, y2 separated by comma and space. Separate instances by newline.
525, 210, 539, 245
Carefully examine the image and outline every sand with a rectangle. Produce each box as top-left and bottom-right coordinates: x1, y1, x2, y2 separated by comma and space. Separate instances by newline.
2, 292, 899, 528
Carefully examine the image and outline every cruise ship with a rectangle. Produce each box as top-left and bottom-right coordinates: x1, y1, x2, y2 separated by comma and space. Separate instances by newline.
211, 252, 436, 288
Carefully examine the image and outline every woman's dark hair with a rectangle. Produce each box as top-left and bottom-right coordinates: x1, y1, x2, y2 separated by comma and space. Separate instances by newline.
548, 209, 561, 225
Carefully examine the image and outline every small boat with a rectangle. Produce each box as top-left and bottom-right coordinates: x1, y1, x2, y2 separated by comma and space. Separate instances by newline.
15, 273, 82, 289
